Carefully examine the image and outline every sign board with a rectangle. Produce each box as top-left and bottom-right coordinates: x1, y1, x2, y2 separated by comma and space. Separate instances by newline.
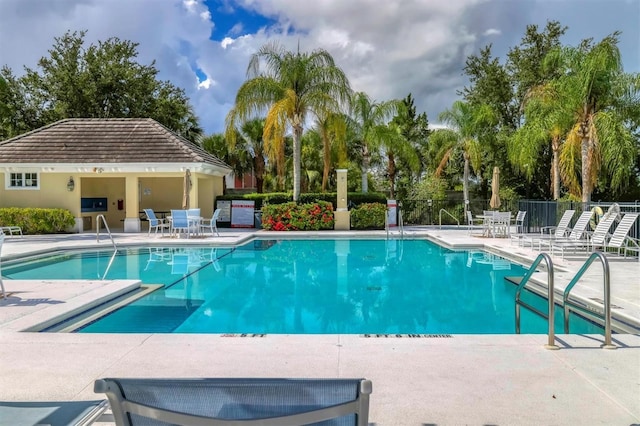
231, 200, 255, 228
387, 199, 397, 227
217, 200, 231, 223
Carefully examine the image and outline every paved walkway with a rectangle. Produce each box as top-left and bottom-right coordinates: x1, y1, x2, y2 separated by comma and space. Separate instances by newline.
0, 228, 639, 425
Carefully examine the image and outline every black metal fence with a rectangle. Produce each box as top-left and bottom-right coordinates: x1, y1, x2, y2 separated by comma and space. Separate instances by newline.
400, 199, 640, 240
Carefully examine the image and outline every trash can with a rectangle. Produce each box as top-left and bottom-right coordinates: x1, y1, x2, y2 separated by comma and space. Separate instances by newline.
82, 216, 92, 231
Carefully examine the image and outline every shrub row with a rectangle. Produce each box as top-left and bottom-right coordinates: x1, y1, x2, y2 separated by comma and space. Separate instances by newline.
0, 207, 75, 234
261, 201, 335, 231
350, 202, 387, 229
217, 192, 387, 210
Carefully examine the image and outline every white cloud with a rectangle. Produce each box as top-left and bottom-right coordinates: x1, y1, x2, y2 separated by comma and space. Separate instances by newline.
1, 0, 638, 135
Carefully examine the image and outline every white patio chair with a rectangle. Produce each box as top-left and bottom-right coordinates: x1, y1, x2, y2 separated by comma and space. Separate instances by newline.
170, 209, 191, 238
143, 209, 170, 236
550, 213, 617, 259
200, 208, 221, 237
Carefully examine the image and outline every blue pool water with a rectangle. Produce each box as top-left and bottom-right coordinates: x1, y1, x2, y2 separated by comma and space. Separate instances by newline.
3, 239, 603, 334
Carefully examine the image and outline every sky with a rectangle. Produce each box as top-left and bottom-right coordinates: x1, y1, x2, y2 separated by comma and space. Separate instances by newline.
0, 0, 639, 135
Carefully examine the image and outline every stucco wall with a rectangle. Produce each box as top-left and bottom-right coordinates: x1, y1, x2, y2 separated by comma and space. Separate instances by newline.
1, 172, 227, 232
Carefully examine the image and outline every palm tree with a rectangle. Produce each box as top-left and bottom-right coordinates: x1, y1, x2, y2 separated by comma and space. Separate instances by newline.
225, 42, 351, 201
509, 84, 574, 200
384, 122, 420, 199
348, 92, 399, 192
431, 101, 497, 212
314, 112, 347, 191
238, 119, 268, 193
546, 32, 638, 202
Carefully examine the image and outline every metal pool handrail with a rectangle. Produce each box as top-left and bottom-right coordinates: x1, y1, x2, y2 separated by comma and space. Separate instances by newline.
563, 252, 615, 349
96, 214, 117, 251
515, 253, 558, 350
438, 209, 459, 229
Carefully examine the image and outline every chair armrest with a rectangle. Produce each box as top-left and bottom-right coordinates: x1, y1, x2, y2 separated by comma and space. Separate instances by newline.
540, 226, 556, 235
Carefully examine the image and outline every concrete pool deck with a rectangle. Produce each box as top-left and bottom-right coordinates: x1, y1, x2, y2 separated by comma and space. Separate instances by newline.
0, 227, 638, 425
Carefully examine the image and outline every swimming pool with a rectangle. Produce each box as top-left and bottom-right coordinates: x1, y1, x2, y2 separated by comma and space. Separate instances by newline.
3, 239, 603, 334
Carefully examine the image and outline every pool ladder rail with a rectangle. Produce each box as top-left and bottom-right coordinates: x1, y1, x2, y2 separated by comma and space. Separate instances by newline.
96, 214, 118, 280
385, 206, 404, 239
515, 252, 615, 349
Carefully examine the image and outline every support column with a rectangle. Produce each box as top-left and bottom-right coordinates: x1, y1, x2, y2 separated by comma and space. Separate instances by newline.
124, 176, 141, 232
334, 169, 350, 230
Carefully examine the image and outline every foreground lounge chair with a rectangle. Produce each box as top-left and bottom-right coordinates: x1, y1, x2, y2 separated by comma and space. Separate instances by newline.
95, 377, 372, 425
0, 400, 109, 426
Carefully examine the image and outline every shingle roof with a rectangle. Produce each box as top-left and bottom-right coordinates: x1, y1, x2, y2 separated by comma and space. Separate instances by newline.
0, 118, 231, 171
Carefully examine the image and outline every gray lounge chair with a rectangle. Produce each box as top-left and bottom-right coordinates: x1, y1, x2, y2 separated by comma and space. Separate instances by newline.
0, 400, 109, 426
95, 377, 372, 425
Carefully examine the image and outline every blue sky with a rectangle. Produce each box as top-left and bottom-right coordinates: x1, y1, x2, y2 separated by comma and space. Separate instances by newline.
0, 0, 638, 135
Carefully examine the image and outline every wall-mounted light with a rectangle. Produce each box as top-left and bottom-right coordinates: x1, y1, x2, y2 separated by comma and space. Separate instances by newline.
67, 176, 75, 192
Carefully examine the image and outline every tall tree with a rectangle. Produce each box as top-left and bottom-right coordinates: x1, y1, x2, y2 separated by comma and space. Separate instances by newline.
390, 94, 430, 199
1, 30, 201, 141
547, 32, 637, 202
431, 101, 497, 212
314, 111, 347, 191
348, 92, 399, 193
225, 41, 351, 201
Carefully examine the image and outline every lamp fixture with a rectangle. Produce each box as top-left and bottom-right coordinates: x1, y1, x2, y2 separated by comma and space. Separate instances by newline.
67, 176, 75, 192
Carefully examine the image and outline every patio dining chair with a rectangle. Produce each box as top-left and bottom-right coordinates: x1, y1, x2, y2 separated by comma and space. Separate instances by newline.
200, 208, 221, 237
143, 209, 170, 236
95, 377, 372, 426
170, 209, 190, 239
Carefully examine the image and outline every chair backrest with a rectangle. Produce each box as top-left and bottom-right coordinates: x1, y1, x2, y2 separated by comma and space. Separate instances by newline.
187, 208, 201, 218
466, 210, 474, 225
553, 209, 576, 237
95, 377, 372, 426
604, 213, 639, 248
567, 210, 593, 240
589, 213, 618, 245
213, 208, 221, 222
171, 209, 189, 227
143, 209, 159, 226
515, 211, 526, 233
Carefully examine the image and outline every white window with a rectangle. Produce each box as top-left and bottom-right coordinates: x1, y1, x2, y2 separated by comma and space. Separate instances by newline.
7, 172, 40, 189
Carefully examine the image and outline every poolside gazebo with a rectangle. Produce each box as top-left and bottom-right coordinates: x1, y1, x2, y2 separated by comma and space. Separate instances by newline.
0, 118, 232, 232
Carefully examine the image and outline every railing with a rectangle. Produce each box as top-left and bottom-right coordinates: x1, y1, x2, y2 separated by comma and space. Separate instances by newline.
563, 252, 615, 349
515, 253, 558, 350
96, 214, 117, 251
438, 209, 459, 229
385, 206, 404, 239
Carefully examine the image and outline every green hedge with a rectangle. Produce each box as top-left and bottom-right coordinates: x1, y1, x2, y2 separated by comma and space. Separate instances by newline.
218, 192, 387, 210
0, 207, 75, 234
350, 202, 387, 229
261, 201, 334, 231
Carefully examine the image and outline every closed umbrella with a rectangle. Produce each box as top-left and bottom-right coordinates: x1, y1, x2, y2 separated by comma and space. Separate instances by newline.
490, 166, 501, 210
182, 169, 191, 210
